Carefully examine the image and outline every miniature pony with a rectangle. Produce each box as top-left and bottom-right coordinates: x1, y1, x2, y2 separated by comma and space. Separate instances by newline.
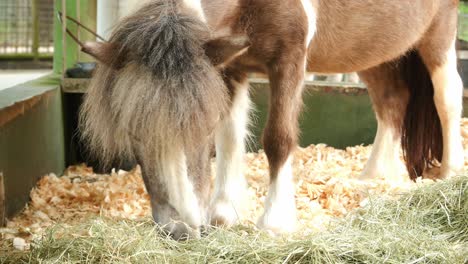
80, 0, 464, 239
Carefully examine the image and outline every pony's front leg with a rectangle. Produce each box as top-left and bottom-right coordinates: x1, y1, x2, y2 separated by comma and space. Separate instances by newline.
257, 57, 305, 234
137, 144, 204, 240
210, 70, 250, 226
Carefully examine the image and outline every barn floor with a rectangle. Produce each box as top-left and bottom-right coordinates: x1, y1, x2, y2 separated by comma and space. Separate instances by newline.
1, 120, 468, 263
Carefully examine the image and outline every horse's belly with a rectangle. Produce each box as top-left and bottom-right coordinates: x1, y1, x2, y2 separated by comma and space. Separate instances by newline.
306, 0, 439, 73
306, 42, 398, 73
306, 49, 373, 74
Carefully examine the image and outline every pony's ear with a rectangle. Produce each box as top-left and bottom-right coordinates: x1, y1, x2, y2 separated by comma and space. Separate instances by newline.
81, 41, 126, 69
204, 35, 250, 67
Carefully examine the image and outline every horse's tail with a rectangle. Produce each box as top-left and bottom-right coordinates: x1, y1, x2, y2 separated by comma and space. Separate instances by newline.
400, 50, 443, 180
79, 0, 228, 168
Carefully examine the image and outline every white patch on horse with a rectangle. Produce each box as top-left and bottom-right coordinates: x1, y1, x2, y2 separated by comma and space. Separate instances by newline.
161, 147, 203, 228
183, 0, 206, 22
431, 39, 465, 178
257, 155, 297, 234
360, 118, 406, 182
301, 0, 317, 48
210, 80, 250, 226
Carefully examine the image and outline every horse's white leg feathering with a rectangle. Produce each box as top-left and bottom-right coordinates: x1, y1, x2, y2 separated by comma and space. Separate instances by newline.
360, 118, 405, 182
210, 79, 251, 226
257, 155, 297, 234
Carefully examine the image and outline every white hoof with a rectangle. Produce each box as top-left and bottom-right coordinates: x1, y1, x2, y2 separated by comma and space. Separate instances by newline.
439, 158, 464, 179
258, 155, 297, 234
209, 197, 242, 227
360, 161, 406, 183
257, 203, 297, 234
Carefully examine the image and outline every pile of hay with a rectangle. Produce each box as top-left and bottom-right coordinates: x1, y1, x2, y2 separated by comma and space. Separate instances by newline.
1, 176, 467, 263
0, 119, 467, 262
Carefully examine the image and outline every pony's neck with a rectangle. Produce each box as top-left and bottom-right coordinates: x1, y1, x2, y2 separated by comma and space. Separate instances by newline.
182, 0, 207, 22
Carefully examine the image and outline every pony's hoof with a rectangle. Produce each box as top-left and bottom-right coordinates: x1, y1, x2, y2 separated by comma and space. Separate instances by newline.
256, 208, 297, 235
153, 203, 201, 240
359, 162, 406, 183
437, 164, 464, 180
442, 153, 465, 179
160, 221, 201, 241
209, 199, 241, 227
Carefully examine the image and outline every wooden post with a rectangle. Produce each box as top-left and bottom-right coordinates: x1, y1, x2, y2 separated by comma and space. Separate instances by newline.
53, 0, 98, 74
61, 0, 67, 74
76, 0, 81, 62
97, 0, 119, 40
0, 173, 5, 227
31, 0, 40, 61
79, 0, 97, 62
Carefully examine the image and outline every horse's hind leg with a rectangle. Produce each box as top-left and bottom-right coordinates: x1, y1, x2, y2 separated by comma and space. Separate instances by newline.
209, 68, 250, 226
417, 10, 464, 178
358, 65, 409, 181
257, 55, 305, 234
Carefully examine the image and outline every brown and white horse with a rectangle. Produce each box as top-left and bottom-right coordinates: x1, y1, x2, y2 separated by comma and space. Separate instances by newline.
79, 0, 464, 239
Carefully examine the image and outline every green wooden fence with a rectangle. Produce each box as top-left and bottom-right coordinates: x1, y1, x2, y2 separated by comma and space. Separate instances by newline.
53, 0, 97, 74
0, 0, 54, 59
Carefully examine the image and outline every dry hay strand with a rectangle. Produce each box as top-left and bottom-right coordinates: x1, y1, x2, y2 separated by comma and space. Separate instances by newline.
1, 119, 468, 253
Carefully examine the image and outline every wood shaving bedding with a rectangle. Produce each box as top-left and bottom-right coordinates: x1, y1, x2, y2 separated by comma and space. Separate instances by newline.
3, 119, 468, 249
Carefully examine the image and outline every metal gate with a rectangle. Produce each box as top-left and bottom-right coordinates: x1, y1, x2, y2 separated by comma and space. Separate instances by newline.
0, 0, 54, 58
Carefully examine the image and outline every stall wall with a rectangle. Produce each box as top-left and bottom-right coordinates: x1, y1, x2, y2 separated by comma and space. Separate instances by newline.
0, 75, 65, 221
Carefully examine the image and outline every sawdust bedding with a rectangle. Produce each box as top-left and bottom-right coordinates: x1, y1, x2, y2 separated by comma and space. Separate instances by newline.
2, 119, 468, 250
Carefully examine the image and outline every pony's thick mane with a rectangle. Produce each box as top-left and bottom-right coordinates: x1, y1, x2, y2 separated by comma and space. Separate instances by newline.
79, 0, 228, 168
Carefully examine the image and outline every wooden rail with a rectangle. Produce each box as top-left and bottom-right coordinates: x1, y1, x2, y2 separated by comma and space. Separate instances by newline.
62, 77, 468, 98
61, 77, 368, 95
